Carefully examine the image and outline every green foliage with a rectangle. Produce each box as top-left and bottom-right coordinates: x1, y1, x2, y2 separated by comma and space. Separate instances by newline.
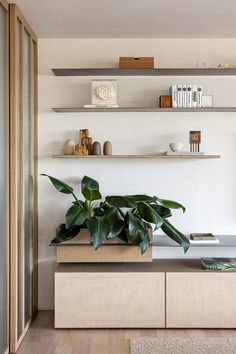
42, 174, 190, 254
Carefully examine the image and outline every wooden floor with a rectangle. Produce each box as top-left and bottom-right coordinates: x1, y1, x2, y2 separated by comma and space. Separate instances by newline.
17, 311, 236, 354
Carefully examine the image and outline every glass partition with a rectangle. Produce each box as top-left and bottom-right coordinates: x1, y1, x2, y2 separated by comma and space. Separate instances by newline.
24, 29, 30, 325
9, 4, 38, 352
0, 2, 9, 354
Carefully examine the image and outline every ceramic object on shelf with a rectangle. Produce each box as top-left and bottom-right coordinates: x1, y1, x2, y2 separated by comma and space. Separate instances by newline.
92, 141, 101, 155
103, 141, 112, 155
169, 143, 183, 152
64, 139, 75, 155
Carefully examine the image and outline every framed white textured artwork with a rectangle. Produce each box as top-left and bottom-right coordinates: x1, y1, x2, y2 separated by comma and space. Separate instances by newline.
91, 79, 118, 107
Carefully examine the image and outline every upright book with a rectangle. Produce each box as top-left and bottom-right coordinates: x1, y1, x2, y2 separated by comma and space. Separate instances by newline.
187, 85, 192, 108
182, 85, 187, 108
177, 84, 183, 108
171, 85, 177, 108
192, 85, 197, 108
197, 85, 202, 108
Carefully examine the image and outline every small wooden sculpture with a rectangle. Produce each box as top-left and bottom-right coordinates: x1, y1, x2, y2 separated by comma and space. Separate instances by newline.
75, 144, 89, 156
75, 129, 93, 155
190, 131, 201, 152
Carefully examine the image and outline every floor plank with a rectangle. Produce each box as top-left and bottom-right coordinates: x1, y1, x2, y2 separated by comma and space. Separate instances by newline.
16, 311, 236, 354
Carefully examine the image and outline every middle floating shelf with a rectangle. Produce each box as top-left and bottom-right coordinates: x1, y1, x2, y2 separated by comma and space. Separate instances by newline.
52, 155, 221, 159
52, 107, 236, 113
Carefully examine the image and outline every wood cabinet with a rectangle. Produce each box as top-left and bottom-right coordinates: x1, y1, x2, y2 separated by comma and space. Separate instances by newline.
166, 272, 236, 328
55, 260, 236, 329
55, 264, 165, 328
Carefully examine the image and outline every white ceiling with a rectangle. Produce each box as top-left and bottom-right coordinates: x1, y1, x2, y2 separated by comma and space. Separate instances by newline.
12, 0, 236, 39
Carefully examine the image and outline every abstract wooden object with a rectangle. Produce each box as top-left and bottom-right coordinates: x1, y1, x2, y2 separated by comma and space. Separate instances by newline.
190, 131, 201, 152
75, 129, 92, 155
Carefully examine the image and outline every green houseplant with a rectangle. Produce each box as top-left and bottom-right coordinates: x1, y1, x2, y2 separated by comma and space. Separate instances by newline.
42, 174, 190, 254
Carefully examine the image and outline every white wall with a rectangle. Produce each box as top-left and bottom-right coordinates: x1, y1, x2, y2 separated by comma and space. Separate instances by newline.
39, 38, 236, 309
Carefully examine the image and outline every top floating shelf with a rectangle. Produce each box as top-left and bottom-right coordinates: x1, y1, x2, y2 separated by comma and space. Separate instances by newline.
52, 68, 236, 77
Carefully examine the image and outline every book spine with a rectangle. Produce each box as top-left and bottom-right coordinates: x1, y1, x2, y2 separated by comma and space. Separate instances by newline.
192, 85, 197, 108
171, 85, 177, 108
197, 85, 202, 108
177, 84, 182, 108
187, 85, 192, 108
182, 85, 187, 108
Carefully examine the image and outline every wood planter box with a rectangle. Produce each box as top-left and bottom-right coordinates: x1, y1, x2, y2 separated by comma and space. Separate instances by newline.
55, 228, 153, 263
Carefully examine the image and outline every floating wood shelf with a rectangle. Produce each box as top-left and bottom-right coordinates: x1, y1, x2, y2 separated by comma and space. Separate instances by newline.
52, 154, 220, 159
52, 107, 236, 113
52, 68, 236, 77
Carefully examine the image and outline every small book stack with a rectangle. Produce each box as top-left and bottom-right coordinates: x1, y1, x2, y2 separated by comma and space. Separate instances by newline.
171, 85, 202, 108
201, 258, 236, 270
190, 233, 219, 244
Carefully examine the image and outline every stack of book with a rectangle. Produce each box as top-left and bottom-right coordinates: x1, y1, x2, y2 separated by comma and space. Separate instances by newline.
171, 85, 202, 108
201, 258, 236, 270
189, 233, 219, 244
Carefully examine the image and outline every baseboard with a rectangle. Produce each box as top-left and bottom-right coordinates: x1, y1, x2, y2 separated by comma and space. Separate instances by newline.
38, 307, 54, 311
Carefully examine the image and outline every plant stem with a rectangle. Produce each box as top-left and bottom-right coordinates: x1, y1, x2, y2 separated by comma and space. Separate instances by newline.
72, 192, 83, 208
88, 201, 93, 217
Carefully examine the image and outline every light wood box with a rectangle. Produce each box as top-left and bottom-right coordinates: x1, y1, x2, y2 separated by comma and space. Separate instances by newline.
62, 227, 153, 244
55, 265, 165, 328
119, 57, 154, 68
166, 273, 236, 328
56, 228, 153, 263
56, 245, 152, 263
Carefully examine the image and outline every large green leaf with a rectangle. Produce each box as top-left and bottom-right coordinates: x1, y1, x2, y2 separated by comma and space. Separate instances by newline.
81, 176, 102, 201
41, 174, 73, 194
140, 237, 150, 255
105, 196, 136, 208
117, 229, 129, 244
66, 204, 89, 229
103, 207, 125, 239
86, 217, 110, 250
150, 204, 172, 219
137, 201, 163, 230
161, 219, 190, 253
125, 195, 157, 204
157, 197, 186, 213
51, 224, 80, 244
128, 212, 150, 254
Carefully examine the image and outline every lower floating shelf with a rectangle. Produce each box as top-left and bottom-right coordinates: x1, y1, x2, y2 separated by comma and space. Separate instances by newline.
52, 154, 220, 159
52, 107, 236, 113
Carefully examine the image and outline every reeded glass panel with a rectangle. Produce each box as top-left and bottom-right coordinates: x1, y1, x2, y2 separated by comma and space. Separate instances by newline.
0, 5, 8, 354
32, 42, 37, 312
24, 30, 30, 325
17, 19, 23, 339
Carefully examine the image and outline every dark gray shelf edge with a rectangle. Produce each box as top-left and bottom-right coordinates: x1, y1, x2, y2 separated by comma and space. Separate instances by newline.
52, 107, 236, 113
52, 68, 236, 76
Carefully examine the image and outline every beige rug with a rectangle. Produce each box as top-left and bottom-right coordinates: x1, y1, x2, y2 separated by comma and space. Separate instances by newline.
131, 338, 236, 354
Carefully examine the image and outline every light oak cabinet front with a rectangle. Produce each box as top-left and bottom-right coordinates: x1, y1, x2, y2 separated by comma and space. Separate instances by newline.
55, 271, 165, 328
166, 273, 236, 328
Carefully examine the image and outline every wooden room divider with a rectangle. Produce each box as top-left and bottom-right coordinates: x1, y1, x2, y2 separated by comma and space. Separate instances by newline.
0, 1, 9, 354
9, 4, 38, 353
